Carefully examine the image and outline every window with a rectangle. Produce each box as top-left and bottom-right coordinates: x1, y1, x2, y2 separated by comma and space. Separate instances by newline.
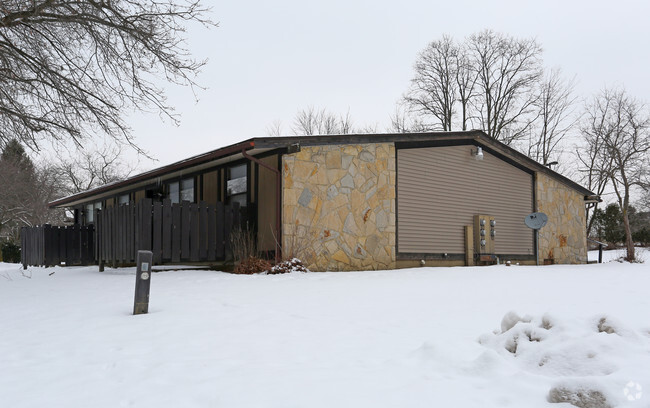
84, 201, 102, 224
180, 178, 194, 202
118, 193, 130, 205
167, 177, 194, 204
168, 181, 180, 204
227, 164, 247, 207
85, 204, 93, 224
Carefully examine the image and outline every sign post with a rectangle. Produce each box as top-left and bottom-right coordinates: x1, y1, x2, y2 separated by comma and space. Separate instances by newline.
133, 250, 153, 315
525, 212, 548, 266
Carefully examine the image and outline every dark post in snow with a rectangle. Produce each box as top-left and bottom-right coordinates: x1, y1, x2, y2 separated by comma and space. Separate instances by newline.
133, 250, 153, 315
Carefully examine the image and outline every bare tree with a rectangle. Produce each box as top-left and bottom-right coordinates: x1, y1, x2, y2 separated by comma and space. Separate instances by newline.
404, 35, 458, 131
580, 88, 650, 261
403, 30, 542, 143
469, 30, 543, 145
0, 140, 63, 240
265, 119, 284, 137
388, 104, 429, 133
454, 45, 479, 131
527, 68, 578, 165
0, 1, 214, 153
53, 143, 136, 196
576, 125, 612, 237
291, 107, 354, 135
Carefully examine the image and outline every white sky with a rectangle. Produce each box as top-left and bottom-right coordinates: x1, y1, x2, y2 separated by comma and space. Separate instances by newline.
127, 0, 650, 168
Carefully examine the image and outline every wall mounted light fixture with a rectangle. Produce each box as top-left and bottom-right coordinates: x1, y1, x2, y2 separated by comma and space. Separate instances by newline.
473, 146, 484, 160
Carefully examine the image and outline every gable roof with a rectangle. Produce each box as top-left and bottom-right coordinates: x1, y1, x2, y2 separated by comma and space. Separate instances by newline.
48, 130, 596, 208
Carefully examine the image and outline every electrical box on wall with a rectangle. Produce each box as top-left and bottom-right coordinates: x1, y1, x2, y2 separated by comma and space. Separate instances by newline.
473, 214, 496, 257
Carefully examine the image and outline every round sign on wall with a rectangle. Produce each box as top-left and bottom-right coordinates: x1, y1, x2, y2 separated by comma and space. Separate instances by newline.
525, 212, 548, 230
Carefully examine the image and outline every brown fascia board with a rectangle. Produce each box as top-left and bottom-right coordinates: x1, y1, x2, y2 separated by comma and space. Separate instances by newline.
48, 139, 256, 208
49, 130, 595, 208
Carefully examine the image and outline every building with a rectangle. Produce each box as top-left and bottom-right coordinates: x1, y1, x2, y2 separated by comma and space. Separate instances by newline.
48, 131, 597, 270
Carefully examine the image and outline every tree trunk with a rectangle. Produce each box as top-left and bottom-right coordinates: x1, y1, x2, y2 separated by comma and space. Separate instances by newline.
622, 207, 635, 262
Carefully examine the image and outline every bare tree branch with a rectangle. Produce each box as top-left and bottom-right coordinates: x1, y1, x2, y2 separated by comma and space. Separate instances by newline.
468, 30, 543, 145
291, 106, 355, 135
578, 87, 650, 261
0, 0, 215, 153
526, 68, 578, 165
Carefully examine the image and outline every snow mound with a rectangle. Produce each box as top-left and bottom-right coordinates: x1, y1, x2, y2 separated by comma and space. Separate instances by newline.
480, 312, 650, 407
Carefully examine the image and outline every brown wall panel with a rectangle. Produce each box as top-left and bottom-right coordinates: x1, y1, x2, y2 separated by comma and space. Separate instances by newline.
257, 155, 278, 252
202, 170, 219, 205
397, 145, 534, 255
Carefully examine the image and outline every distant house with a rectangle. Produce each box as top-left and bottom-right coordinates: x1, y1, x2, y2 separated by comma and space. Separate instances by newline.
48, 131, 597, 270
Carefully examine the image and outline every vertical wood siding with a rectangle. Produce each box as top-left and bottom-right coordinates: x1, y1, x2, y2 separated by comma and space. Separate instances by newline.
257, 155, 278, 252
397, 145, 534, 255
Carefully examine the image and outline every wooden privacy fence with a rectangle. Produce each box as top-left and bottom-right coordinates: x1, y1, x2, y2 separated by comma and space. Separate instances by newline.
21, 224, 94, 268
96, 198, 244, 267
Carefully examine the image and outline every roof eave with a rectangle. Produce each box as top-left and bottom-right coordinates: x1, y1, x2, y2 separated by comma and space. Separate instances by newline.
48, 139, 256, 208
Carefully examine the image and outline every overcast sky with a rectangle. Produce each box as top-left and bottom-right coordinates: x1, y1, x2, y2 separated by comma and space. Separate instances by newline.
127, 0, 650, 168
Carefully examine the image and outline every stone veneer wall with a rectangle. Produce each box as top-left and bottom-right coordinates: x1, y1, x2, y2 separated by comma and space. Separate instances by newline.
536, 172, 588, 264
282, 143, 396, 271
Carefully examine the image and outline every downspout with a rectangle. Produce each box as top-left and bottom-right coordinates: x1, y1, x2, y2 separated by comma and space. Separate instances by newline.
241, 149, 282, 264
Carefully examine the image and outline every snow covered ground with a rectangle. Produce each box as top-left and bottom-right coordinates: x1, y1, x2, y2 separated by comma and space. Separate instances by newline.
1, 249, 649, 408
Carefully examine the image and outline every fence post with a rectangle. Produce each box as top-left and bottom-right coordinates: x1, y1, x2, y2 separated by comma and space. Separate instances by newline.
97, 208, 104, 272
21, 226, 27, 270
598, 243, 603, 264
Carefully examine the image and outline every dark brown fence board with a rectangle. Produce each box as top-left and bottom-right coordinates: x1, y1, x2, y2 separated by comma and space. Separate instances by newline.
190, 203, 200, 262
153, 201, 163, 264
162, 200, 172, 261
172, 204, 181, 262
207, 204, 216, 261
141, 198, 153, 251
216, 202, 225, 260
199, 203, 208, 260
128, 203, 135, 261
181, 201, 190, 260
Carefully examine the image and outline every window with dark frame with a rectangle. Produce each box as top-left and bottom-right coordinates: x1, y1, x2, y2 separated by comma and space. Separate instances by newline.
84, 201, 103, 225
167, 177, 194, 204
227, 164, 247, 208
118, 193, 130, 205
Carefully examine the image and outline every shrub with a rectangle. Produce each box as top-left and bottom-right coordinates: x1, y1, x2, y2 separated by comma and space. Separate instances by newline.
633, 227, 650, 246
233, 256, 271, 275
229, 227, 258, 263
1, 241, 21, 263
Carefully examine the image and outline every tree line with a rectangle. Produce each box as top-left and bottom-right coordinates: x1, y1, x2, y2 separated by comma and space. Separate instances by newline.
0, 140, 134, 244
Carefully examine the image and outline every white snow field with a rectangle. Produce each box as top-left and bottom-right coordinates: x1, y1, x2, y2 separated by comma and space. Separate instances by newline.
1, 249, 649, 408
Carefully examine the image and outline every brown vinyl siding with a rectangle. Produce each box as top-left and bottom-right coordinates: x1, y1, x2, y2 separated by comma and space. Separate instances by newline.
257, 155, 278, 252
397, 145, 534, 255
202, 170, 219, 205
134, 190, 145, 202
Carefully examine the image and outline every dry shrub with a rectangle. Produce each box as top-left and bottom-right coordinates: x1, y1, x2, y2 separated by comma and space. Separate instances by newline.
268, 258, 310, 274
229, 227, 258, 263
233, 256, 272, 275
278, 221, 319, 269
